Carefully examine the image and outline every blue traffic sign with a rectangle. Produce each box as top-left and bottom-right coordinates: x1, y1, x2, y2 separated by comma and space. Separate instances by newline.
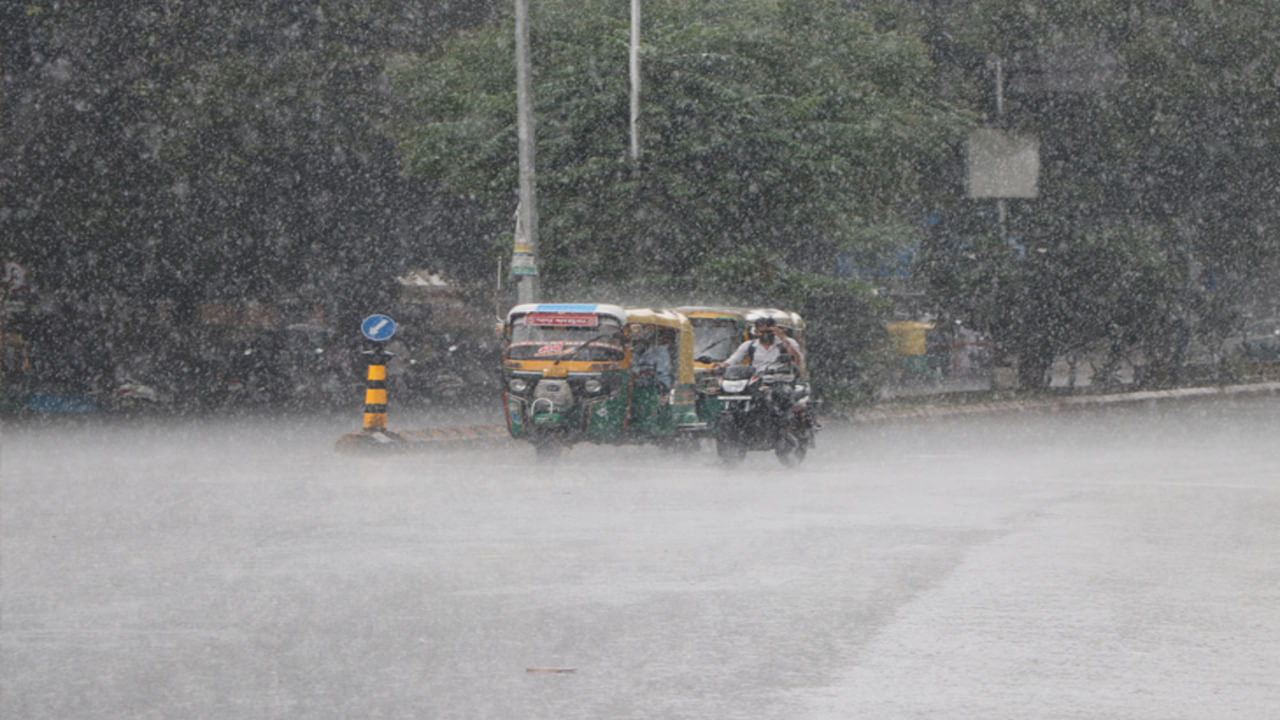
361, 314, 397, 342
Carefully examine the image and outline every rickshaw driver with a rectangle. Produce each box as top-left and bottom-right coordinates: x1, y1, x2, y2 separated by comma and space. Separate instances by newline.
720, 316, 803, 370
632, 326, 674, 394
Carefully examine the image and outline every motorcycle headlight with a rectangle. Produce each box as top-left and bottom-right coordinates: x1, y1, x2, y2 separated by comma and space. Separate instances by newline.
508, 377, 529, 393
721, 379, 748, 393
582, 378, 603, 394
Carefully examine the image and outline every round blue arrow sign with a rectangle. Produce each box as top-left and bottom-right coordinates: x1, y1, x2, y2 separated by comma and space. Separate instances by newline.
360, 314, 397, 342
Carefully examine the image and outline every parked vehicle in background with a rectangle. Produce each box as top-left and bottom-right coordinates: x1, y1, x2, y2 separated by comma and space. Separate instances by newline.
0, 331, 32, 413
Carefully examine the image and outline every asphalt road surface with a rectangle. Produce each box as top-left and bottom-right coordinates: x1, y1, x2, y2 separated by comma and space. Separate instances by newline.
3, 398, 1278, 719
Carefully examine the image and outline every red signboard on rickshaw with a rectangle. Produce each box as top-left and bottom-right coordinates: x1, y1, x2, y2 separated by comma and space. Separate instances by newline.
525, 313, 598, 328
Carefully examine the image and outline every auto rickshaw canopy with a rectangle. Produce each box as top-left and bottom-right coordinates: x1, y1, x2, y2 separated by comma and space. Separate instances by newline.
623, 307, 695, 386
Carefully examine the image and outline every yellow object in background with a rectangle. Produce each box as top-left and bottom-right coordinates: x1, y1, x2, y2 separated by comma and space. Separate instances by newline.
886, 321, 934, 357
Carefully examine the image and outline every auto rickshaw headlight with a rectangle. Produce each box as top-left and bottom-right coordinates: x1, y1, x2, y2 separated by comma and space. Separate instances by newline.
582, 378, 603, 394
508, 377, 529, 393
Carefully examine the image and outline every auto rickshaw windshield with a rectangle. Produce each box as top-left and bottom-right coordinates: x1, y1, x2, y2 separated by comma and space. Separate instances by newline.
690, 318, 744, 363
505, 315, 625, 361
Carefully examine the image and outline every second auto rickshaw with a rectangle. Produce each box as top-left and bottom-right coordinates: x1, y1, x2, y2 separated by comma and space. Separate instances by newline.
676, 305, 751, 431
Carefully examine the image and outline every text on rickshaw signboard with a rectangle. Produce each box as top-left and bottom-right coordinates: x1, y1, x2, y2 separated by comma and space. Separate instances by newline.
525, 313, 598, 328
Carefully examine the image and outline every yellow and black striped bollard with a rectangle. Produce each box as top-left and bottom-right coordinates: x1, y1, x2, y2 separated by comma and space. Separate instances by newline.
362, 346, 391, 432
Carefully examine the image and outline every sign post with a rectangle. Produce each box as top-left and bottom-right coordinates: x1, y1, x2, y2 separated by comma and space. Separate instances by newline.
359, 314, 397, 433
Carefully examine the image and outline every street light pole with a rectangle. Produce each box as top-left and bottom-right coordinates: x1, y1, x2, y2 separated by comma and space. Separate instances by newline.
514, 0, 540, 304
629, 0, 641, 163
993, 55, 1008, 244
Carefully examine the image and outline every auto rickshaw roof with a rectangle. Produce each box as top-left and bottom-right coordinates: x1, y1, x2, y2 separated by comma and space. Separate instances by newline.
506, 303, 628, 326
670, 302, 747, 313
624, 307, 693, 331
743, 307, 805, 332
675, 305, 751, 321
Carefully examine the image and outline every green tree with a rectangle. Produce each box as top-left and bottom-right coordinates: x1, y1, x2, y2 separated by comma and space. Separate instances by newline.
388, 0, 973, 295
2, 1, 506, 365
916, 0, 1280, 388
1, 2, 506, 395
387, 0, 973, 398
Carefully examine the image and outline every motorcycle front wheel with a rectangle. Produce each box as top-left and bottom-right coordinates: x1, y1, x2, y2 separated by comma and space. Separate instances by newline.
715, 436, 746, 466
774, 430, 806, 467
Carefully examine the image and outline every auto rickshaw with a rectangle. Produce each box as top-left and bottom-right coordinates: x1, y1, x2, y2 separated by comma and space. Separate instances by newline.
500, 303, 702, 457
676, 306, 752, 430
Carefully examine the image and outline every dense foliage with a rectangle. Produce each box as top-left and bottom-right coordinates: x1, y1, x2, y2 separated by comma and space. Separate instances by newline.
4, 0, 1280, 400
907, 0, 1280, 387
1, 1, 500, 332
385, 0, 972, 398
389, 0, 972, 293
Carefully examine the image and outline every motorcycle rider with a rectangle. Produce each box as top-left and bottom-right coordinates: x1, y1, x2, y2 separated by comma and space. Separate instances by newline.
721, 316, 803, 370
720, 316, 803, 416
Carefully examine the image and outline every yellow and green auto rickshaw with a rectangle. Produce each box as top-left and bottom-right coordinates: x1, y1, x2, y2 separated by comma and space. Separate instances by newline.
676, 306, 752, 429
500, 303, 703, 457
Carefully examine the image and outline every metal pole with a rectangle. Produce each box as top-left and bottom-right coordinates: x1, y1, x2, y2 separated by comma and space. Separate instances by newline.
0, 288, 6, 405
994, 55, 1008, 244
515, 0, 540, 304
629, 0, 641, 162
998, 198, 1008, 244
994, 55, 1005, 119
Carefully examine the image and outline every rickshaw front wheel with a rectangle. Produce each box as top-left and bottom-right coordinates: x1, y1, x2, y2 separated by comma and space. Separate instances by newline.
534, 438, 566, 461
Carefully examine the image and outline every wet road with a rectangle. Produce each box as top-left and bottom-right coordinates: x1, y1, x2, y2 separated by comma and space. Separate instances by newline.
3, 399, 1278, 719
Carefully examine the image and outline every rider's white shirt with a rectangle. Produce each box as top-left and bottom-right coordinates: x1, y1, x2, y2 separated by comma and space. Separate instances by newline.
724, 337, 802, 368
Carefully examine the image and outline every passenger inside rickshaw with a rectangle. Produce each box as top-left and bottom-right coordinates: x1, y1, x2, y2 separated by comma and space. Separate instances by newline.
630, 326, 675, 394
505, 312, 624, 361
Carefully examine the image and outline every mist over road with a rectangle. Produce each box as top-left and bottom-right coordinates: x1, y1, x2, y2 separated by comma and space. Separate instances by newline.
4, 399, 1278, 719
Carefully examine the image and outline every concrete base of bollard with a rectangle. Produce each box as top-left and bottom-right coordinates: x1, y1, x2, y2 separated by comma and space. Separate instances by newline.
335, 424, 511, 454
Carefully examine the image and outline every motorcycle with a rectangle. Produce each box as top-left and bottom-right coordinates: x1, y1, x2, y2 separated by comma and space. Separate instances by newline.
714, 355, 818, 467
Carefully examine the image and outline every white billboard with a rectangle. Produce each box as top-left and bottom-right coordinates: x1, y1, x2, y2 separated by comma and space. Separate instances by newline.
966, 128, 1040, 199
